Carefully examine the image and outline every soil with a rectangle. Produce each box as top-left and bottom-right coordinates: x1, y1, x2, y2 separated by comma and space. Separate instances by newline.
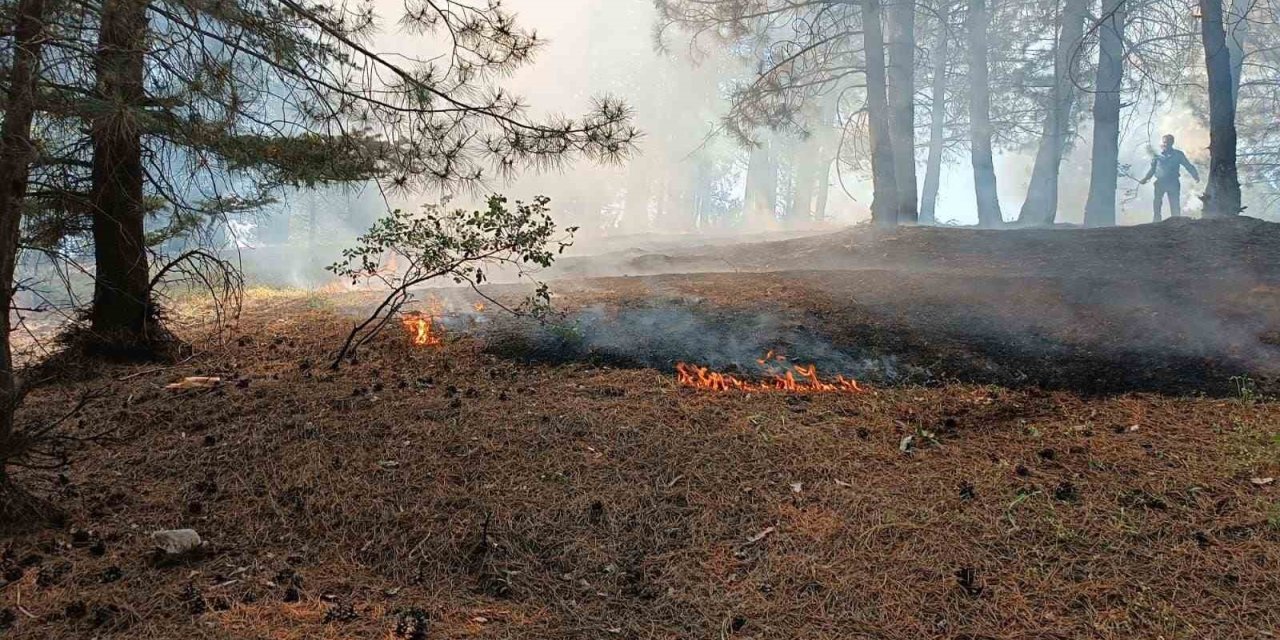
2, 218, 1279, 639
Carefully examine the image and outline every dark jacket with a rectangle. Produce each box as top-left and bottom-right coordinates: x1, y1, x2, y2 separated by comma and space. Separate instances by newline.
1142, 148, 1199, 184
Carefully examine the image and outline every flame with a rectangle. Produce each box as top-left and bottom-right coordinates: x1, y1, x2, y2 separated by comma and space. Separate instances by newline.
473, 302, 486, 313
676, 356, 863, 394
401, 312, 443, 347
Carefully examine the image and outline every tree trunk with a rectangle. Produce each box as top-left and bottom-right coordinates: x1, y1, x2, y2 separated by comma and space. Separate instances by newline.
1226, 0, 1249, 106
887, 0, 919, 224
90, 0, 157, 347
743, 139, 778, 226
790, 146, 817, 222
814, 158, 833, 221
1082, 0, 1127, 227
810, 92, 840, 222
920, 0, 951, 225
0, 0, 49, 484
861, 0, 900, 227
623, 165, 652, 231
691, 158, 712, 228
1199, 0, 1242, 217
967, 0, 1002, 227
1016, 0, 1088, 225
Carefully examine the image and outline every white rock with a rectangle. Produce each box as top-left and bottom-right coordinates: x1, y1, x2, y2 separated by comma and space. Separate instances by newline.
152, 529, 203, 555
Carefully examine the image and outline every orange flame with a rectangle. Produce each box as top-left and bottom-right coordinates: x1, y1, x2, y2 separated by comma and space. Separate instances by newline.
676, 357, 863, 394
402, 313, 443, 347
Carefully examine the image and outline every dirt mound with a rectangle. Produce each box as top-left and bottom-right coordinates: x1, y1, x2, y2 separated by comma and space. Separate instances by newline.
554, 216, 1280, 281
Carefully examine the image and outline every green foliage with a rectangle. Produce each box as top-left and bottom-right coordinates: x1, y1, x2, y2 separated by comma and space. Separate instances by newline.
214, 131, 386, 188
330, 195, 574, 310
16, 0, 634, 273
327, 194, 575, 367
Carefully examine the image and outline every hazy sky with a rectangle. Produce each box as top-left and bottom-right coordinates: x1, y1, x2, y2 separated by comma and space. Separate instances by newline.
365, 0, 1215, 228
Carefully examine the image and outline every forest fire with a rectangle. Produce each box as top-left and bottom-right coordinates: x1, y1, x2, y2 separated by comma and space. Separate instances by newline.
401, 312, 443, 347
676, 355, 864, 394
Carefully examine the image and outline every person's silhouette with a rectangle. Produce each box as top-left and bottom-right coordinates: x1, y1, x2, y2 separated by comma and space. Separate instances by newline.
1139, 134, 1199, 222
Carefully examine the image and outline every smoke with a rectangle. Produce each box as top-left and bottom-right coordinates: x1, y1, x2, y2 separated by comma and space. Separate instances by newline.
402, 214, 1280, 397
150, 0, 1277, 257
355, 0, 1270, 233
215, 0, 1279, 289
231, 183, 390, 288
360, 0, 873, 234
470, 304, 911, 382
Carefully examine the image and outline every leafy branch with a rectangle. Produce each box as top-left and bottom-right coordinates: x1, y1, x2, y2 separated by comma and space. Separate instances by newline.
327, 194, 574, 369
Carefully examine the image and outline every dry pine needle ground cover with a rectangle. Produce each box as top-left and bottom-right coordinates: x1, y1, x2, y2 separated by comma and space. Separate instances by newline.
1, 289, 1279, 639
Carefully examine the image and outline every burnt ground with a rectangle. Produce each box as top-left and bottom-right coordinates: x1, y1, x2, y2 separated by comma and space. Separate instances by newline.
2, 218, 1280, 639
487, 217, 1280, 396
484, 269, 1280, 396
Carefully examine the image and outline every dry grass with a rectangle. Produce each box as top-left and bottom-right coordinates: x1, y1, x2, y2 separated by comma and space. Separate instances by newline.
1, 288, 1278, 639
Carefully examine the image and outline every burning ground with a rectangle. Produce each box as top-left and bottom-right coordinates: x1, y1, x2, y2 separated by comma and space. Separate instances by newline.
482, 217, 1280, 396
2, 219, 1280, 638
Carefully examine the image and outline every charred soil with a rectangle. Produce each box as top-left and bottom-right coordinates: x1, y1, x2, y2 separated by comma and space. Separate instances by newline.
497, 217, 1280, 396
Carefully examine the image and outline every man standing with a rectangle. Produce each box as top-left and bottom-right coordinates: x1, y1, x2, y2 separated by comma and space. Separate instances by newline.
1139, 134, 1200, 222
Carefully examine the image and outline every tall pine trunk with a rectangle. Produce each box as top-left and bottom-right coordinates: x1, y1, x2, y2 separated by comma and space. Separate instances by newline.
0, 0, 49, 487
862, 0, 900, 227
887, 0, 918, 223
1082, 0, 1127, 227
743, 140, 778, 226
1199, 0, 1242, 217
920, 0, 951, 225
790, 145, 817, 222
967, 0, 1002, 227
1016, 0, 1088, 225
691, 158, 714, 228
814, 159, 833, 221
810, 92, 840, 222
1226, 0, 1249, 105
90, 0, 157, 348
623, 164, 652, 231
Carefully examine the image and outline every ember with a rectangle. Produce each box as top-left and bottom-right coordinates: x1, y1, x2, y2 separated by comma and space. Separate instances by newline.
402, 312, 443, 347
676, 353, 863, 394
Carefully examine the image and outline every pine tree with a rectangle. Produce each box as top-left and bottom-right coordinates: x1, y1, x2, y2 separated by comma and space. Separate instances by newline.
26, 0, 637, 354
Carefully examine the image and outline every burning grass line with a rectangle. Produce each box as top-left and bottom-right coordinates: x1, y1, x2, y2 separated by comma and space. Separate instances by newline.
675, 361, 865, 394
